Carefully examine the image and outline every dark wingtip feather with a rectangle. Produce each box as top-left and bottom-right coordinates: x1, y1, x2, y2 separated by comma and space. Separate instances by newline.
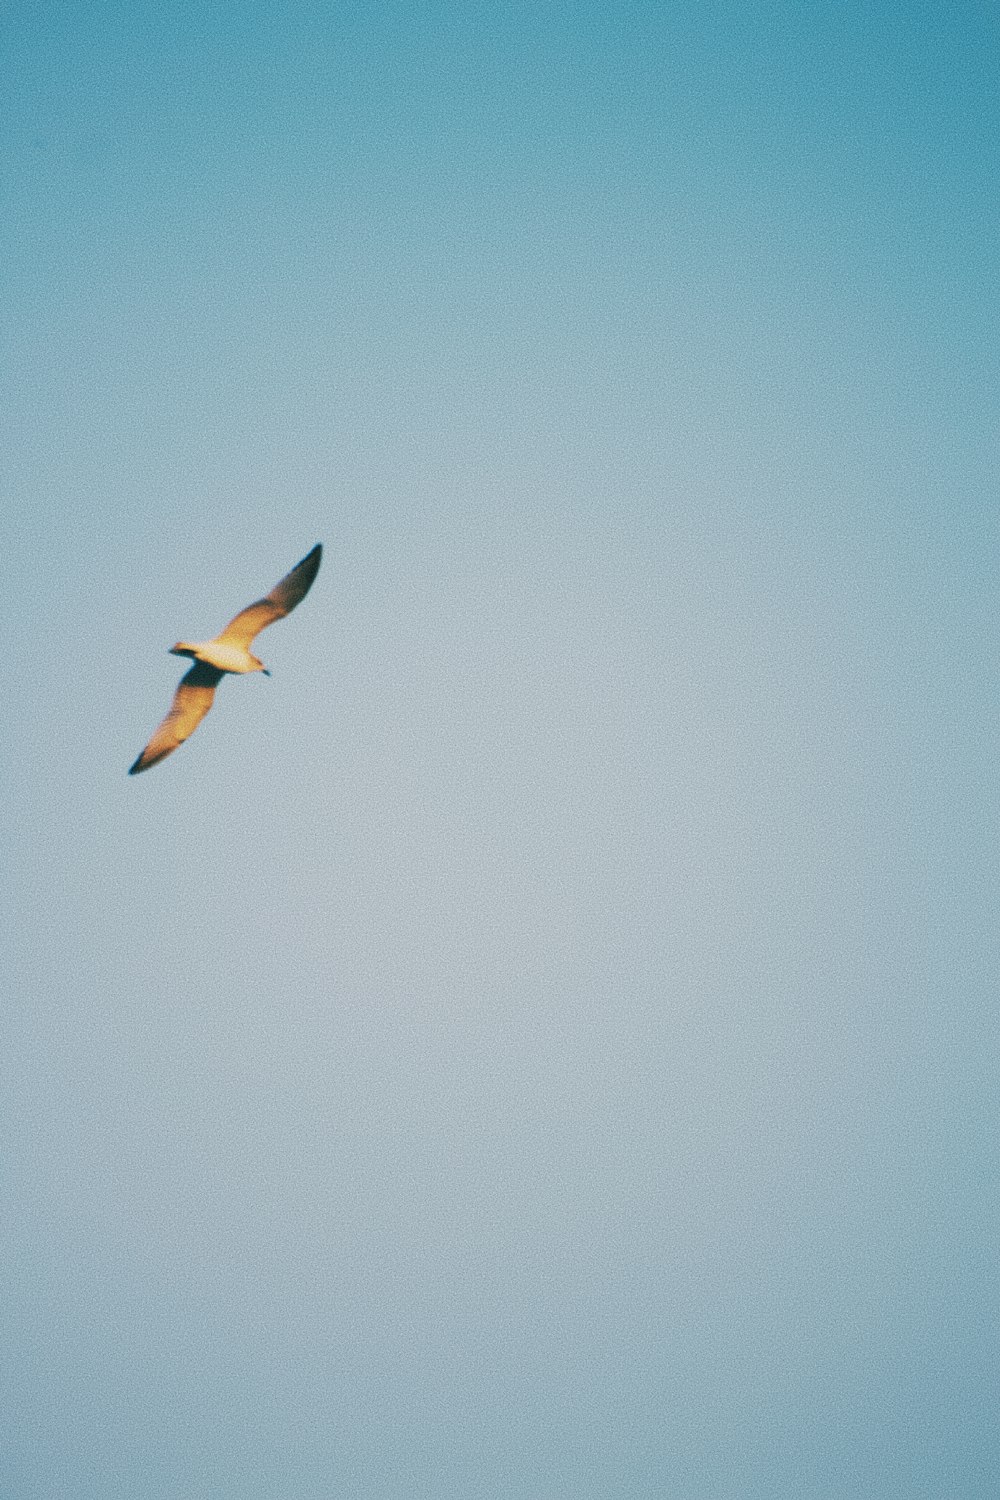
283, 543, 322, 604
129, 746, 171, 774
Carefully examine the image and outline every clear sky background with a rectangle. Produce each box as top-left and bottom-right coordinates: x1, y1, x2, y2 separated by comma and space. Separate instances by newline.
3, 2, 998, 1496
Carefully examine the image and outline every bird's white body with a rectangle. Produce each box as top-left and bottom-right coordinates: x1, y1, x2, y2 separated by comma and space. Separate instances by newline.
171, 639, 265, 674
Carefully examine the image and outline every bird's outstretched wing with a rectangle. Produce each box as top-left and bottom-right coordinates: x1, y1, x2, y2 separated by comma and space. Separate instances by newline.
214, 543, 322, 650
129, 662, 225, 775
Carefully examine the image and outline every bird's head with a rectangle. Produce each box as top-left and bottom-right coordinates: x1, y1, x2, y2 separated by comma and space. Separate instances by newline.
169, 642, 198, 659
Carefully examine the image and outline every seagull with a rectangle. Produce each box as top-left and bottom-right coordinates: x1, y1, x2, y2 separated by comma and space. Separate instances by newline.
129, 543, 322, 775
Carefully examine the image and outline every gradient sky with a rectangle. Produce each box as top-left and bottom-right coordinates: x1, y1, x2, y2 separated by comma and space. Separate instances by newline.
3, 3, 998, 1496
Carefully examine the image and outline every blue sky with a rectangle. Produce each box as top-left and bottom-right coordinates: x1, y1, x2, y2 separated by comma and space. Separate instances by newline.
3, 3, 998, 1496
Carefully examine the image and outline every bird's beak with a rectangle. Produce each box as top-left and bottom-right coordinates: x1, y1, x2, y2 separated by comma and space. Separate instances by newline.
262, 669, 272, 677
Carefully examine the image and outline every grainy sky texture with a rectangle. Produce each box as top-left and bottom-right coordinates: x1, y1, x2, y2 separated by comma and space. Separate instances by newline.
3, 3, 998, 1496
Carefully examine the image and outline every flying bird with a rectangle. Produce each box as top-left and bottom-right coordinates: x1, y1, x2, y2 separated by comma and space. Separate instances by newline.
129, 543, 322, 775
